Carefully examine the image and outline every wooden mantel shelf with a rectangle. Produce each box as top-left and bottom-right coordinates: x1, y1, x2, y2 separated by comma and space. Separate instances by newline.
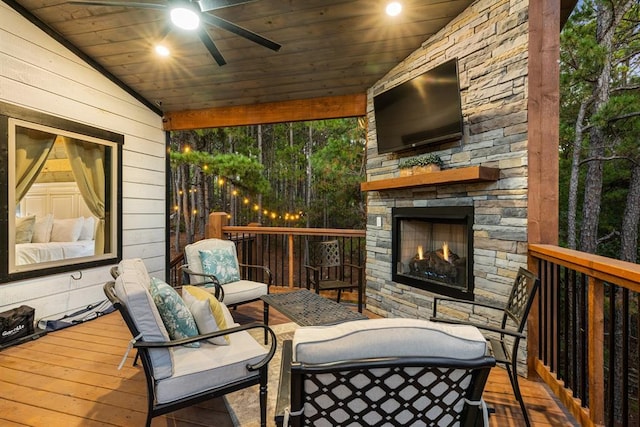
360, 166, 500, 191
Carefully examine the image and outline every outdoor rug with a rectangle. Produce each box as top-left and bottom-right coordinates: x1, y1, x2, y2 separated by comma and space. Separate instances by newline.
224, 322, 298, 427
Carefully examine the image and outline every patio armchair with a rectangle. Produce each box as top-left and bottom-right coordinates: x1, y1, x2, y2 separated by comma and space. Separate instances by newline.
104, 260, 277, 427
181, 238, 272, 341
276, 318, 495, 427
304, 239, 364, 312
431, 267, 540, 426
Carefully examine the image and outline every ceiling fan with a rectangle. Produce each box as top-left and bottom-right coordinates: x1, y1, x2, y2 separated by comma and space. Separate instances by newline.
67, 0, 281, 66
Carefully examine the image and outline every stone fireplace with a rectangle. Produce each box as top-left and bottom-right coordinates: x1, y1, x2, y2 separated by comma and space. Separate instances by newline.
363, 0, 530, 322
392, 206, 474, 300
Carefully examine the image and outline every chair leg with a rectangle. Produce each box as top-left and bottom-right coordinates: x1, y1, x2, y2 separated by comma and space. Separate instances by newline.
259, 366, 268, 427
263, 300, 269, 344
336, 289, 342, 303
506, 363, 531, 427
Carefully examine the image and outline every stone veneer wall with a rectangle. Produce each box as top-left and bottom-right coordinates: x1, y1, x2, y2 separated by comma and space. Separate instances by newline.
365, 0, 530, 329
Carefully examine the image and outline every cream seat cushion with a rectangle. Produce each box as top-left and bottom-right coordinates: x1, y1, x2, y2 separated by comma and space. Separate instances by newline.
217, 280, 268, 306
155, 329, 267, 404
293, 318, 487, 364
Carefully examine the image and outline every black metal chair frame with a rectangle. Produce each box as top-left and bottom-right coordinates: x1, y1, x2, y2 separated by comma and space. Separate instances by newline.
431, 267, 540, 426
104, 281, 277, 427
279, 340, 495, 427
304, 239, 364, 312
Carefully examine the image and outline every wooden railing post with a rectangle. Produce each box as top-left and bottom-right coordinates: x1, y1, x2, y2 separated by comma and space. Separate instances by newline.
588, 277, 605, 426
288, 233, 294, 288
208, 212, 228, 239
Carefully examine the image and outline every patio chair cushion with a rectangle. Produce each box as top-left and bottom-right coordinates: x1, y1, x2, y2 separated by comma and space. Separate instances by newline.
114, 270, 173, 380
150, 278, 200, 348
155, 329, 268, 404
293, 318, 487, 364
182, 289, 229, 346
199, 247, 241, 284
116, 258, 151, 288
216, 280, 268, 306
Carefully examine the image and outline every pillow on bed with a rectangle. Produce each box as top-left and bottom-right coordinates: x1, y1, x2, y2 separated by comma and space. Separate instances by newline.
79, 216, 96, 240
15, 215, 36, 244
32, 214, 53, 243
50, 217, 84, 242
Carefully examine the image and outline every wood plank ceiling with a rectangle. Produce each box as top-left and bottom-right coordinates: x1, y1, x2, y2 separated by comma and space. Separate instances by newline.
8, 0, 577, 129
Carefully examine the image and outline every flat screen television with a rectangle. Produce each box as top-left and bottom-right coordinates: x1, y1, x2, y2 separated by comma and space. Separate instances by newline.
374, 58, 463, 154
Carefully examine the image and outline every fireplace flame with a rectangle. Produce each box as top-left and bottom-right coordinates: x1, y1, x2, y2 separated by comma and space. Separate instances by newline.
417, 245, 424, 260
443, 242, 449, 262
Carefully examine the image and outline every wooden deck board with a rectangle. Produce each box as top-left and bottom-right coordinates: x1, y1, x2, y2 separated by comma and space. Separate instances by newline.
0, 297, 578, 427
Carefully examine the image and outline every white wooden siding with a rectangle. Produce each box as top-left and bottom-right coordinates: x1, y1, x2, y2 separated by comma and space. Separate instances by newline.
0, 3, 166, 320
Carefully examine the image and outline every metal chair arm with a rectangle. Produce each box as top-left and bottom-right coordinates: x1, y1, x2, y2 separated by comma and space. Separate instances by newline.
429, 317, 526, 339
432, 296, 504, 318
178, 266, 224, 301
135, 322, 277, 370
238, 263, 273, 285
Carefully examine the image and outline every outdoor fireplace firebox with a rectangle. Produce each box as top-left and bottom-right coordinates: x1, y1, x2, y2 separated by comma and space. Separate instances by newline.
392, 206, 474, 300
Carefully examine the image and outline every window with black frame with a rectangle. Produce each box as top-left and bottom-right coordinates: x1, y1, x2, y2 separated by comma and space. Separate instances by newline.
0, 103, 122, 282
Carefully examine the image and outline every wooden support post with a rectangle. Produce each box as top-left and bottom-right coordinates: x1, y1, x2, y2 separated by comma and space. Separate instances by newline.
527, 0, 560, 377
588, 277, 605, 425
288, 234, 294, 288
208, 212, 228, 239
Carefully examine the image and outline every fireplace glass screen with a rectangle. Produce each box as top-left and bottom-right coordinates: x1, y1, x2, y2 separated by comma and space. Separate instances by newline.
392, 206, 474, 300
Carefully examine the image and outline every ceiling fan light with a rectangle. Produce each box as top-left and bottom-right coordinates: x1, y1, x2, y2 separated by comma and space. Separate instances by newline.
155, 44, 170, 57
170, 7, 200, 30
386, 2, 402, 17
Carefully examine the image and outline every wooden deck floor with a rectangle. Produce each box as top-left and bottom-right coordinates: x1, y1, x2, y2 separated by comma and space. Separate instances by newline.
0, 298, 578, 426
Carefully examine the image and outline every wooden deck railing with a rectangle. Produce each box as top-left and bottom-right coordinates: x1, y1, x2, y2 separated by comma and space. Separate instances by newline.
169, 223, 366, 290
529, 244, 640, 427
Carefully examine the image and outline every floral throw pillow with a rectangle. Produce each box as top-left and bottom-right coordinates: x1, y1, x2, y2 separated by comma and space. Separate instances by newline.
150, 277, 200, 347
199, 247, 241, 285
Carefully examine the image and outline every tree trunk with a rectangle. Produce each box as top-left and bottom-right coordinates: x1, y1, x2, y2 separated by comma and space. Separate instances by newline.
181, 164, 192, 244
620, 163, 640, 262
257, 124, 263, 224
567, 100, 590, 249
306, 124, 313, 228
579, 2, 615, 254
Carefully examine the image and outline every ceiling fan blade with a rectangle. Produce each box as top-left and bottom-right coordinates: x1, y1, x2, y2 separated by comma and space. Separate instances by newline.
66, 1, 166, 10
196, 0, 257, 12
197, 28, 226, 66
201, 14, 281, 52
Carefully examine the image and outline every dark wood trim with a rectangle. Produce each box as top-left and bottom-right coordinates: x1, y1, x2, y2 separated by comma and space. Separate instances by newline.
2, 0, 162, 117
360, 166, 499, 192
162, 94, 367, 130
0, 101, 124, 144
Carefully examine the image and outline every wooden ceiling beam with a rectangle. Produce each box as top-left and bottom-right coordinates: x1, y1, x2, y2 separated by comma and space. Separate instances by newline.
162, 93, 367, 130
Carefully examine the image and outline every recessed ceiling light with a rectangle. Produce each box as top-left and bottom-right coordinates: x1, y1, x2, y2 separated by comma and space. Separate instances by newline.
170, 6, 200, 30
155, 44, 170, 57
386, 2, 402, 17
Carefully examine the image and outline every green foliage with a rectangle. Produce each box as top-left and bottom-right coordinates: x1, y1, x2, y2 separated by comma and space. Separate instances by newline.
169, 117, 366, 230
309, 119, 366, 228
398, 154, 444, 169
559, 0, 640, 258
170, 150, 269, 193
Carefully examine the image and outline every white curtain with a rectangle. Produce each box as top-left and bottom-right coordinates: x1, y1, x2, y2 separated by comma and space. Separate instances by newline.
63, 137, 107, 255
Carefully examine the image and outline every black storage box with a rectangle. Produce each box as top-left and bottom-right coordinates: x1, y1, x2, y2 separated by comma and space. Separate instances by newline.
0, 305, 35, 345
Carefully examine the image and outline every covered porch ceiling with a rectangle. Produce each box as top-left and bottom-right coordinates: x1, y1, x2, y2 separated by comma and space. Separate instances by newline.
9, 0, 577, 130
